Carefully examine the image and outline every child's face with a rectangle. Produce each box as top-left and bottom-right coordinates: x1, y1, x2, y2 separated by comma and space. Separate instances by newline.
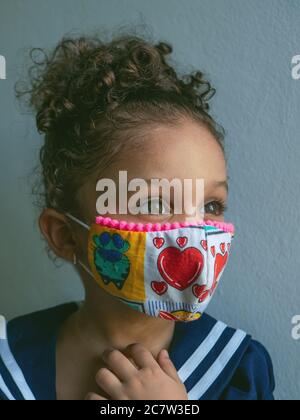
78, 120, 228, 225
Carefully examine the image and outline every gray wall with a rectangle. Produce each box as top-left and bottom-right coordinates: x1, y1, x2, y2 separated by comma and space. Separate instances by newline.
0, 0, 299, 400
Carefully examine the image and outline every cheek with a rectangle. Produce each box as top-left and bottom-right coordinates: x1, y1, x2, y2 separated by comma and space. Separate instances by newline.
204, 215, 225, 223
77, 190, 97, 224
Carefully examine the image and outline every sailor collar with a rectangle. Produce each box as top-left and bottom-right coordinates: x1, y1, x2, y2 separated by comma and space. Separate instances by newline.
0, 302, 251, 400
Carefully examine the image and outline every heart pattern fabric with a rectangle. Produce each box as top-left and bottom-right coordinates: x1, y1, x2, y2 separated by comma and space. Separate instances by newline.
87, 215, 234, 323
150, 236, 231, 307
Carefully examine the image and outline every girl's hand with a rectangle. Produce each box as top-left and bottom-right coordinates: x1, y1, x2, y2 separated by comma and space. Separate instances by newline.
85, 343, 188, 400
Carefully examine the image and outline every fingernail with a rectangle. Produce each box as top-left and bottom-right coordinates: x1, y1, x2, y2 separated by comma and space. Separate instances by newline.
102, 347, 114, 358
162, 349, 169, 358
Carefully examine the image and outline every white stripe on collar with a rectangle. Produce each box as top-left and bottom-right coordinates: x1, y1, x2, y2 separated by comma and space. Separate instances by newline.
187, 329, 247, 400
0, 373, 15, 400
177, 321, 227, 383
0, 316, 6, 340
0, 321, 36, 401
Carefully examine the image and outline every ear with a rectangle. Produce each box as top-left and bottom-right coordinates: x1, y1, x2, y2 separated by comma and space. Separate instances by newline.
38, 208, 78, 262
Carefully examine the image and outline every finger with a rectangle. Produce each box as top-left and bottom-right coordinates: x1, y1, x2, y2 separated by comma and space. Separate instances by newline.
101, 348, 138, 381
157, 349, 181, 382
95, 367, 124, 399
85, 392, 107, 400
125, 343, 160, 370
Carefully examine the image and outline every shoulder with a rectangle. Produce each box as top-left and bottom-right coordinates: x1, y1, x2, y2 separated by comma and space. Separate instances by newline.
220, 338, 275, 400
171, 313, 275, 401
0, 302, 79, 400
7, 301, 79, 347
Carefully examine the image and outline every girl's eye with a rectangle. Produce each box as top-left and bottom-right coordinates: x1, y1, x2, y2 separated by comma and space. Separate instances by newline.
203, 200, 228, 216
139, 197, 171, 215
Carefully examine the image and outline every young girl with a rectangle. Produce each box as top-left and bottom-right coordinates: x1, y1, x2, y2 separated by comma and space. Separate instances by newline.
0, 34, 275, 400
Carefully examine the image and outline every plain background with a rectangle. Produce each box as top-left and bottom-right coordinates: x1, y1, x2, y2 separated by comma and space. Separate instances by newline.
0, 0, 299, 400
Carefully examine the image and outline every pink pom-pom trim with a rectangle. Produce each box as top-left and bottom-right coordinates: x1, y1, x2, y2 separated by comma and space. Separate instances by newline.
95, 216, 235, 233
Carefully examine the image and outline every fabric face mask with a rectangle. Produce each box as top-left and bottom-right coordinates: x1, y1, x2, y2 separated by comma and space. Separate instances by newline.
66, 213, 235, 322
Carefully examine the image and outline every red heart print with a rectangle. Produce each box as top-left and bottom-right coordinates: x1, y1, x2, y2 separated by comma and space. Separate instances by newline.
176, 236, 188, 248
200, 240, 207, 251
211, 252, 228, 293
157, 247, 204, 291
192, 284, 210, 303
210, 246, 215, 257
153, 237, 165, 249
220, 242, 226, 254
151, 281, 168, 295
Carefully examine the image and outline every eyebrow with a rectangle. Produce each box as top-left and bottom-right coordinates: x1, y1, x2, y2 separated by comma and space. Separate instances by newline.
212, 180, 229, 192
126, 178, 229, 192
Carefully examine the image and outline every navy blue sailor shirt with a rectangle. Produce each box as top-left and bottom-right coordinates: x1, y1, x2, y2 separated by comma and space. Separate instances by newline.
0, 302, 275, 400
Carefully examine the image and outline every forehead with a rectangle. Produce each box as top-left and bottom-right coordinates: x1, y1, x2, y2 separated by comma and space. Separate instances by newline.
78, 121, 227, 217
107, 121, 226, 181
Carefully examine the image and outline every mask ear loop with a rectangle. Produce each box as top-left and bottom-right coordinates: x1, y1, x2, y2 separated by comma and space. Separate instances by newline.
65, 212, 90, 230
77, 259, 95, 278
72, 250, 95, 277
66, 213, 94, 278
